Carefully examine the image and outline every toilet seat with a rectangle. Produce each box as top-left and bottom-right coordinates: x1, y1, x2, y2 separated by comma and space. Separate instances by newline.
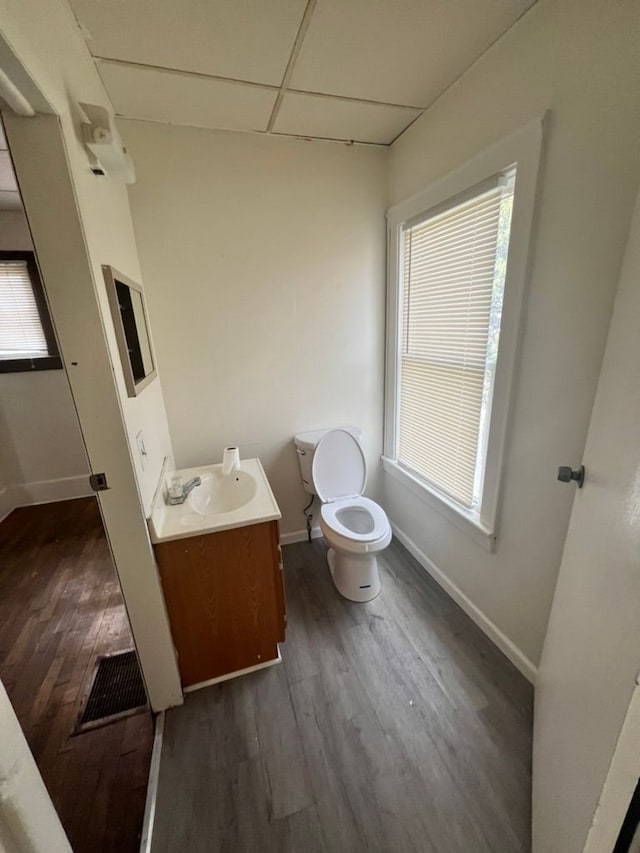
314, 429, 391, 556
320, 496, 389, 544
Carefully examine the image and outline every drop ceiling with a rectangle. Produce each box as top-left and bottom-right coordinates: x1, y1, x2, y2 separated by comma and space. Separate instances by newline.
68, 0, 535, 146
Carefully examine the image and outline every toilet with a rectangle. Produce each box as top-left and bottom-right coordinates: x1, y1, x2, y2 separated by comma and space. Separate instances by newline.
294, 428, 391, 602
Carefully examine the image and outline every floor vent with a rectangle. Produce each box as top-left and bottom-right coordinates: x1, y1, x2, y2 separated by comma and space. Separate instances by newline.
75, 650, 148, 733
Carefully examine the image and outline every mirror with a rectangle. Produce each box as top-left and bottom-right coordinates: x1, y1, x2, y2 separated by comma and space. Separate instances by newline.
103, 265, 157, 397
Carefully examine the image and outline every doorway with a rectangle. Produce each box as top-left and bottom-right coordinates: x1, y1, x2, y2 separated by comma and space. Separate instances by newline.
0, 116, 152, 852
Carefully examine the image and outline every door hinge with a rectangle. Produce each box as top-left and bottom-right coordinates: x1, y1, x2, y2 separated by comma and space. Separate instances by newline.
89, 472, 110, 492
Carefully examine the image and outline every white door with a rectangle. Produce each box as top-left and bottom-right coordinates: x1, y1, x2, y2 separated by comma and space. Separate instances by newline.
533, 190, 640, 852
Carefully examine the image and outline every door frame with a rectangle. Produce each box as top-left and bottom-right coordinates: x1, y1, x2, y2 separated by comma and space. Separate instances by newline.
583, 683, 640, 852
0, 681, 71, 852
0, 42, 182, 712
0, 20, 182, 853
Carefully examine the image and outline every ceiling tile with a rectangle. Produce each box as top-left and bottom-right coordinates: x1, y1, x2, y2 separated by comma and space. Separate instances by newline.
69, 0, 307, 86
272, 92, 421, 145
290, 0, 535, 106
98, 62, 278, 133
0, 151, 18, 192
0, 191, 22, 211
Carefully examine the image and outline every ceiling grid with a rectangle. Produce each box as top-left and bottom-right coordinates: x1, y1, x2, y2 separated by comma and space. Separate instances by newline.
68, 0, 537, 146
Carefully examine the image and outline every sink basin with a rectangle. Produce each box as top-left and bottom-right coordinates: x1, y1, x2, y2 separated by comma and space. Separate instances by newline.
148, 458, 281, 544
189, 469, 257, 515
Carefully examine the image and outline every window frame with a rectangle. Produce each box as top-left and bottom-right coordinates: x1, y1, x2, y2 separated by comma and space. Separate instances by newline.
0, 249, 62, 373
383, 117, 544, 550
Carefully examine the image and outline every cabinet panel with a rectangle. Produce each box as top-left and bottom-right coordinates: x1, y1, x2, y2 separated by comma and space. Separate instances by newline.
155, 520, 283, 687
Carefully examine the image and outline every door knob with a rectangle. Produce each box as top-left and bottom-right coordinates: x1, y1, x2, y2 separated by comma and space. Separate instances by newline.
557, 465, 585, 488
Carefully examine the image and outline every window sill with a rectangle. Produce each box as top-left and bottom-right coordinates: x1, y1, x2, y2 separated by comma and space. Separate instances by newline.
0, 356, 63, 374
381, 456, 496, 553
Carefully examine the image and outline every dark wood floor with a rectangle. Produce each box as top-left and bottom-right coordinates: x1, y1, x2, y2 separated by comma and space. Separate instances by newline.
0, 498, 153, 853
152, 537, 533, 852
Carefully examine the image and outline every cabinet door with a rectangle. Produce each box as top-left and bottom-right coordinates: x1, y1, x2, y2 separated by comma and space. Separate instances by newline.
156, 521, 283, 687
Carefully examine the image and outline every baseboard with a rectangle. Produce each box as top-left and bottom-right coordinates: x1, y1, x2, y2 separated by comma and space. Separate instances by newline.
390, 522, 538, 684
10, 475, 92, 508
140, 710, 164, 853
0, 476, 93, 525
279, 526, 323, 546
0, 486, 14, 524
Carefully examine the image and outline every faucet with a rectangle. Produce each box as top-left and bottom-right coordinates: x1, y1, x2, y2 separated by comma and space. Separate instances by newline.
167, 476, 201, 505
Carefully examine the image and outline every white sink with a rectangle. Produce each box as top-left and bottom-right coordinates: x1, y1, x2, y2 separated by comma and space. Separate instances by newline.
188, 468, 257, 515
148, 458, 281, 544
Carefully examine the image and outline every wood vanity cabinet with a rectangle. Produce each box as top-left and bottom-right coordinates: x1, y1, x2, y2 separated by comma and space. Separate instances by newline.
155, 520, 286, 688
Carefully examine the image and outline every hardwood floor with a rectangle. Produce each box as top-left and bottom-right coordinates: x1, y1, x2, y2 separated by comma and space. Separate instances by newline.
0, 498, 153, 853
152, 537, 533, 852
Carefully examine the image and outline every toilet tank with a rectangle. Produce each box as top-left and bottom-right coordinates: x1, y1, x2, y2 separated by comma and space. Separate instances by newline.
294, 427, 362, 496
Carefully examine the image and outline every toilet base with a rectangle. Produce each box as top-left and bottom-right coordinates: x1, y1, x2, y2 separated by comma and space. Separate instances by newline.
327, 547, 381, 602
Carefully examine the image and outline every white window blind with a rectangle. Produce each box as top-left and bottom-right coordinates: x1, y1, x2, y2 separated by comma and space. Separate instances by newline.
0, 259, 48, 359
398, 171, 515, 510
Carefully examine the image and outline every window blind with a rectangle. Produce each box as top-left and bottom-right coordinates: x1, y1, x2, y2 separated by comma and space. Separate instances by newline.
398, 173, 514, 509
0, 259, 48, 358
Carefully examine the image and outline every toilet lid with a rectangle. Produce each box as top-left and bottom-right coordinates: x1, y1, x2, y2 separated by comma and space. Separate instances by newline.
312, 429, 366, 502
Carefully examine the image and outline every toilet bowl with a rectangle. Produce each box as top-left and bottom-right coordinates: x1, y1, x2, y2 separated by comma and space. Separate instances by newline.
300, 428, 391, 602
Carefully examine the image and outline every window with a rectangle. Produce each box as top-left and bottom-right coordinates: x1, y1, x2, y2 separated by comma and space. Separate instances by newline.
398, 172, 515, 510
384, 120, 543, 548
0, 250, 62, 372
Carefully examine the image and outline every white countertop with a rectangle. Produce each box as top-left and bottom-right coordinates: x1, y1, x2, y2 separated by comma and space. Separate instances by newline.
148, 458, 281, 544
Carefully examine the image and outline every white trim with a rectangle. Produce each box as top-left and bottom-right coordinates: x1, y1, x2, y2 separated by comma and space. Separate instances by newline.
0, 36, 53, 116
12, 474, 92, 506
391, 521, 537, 683
0, 475, 93, 523
279, 526, 323, 545
0, 67, 34, 116
183, 648, 282, 693
139, 711, 164, 853
382, 457, 495, 552
384, 116, 545, 539
0, 485, 14, 523
583, 682, 640, 853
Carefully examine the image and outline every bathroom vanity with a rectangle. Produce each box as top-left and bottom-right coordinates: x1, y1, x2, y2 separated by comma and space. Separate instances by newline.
149, 459, 285, 688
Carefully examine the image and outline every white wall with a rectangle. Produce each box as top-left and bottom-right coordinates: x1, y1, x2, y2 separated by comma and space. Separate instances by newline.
386, 0, 640, 671
0, 209, 89, 517
122, 121, 388, 538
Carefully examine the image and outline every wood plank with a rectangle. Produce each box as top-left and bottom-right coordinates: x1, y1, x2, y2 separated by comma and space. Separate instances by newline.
253, 664, 314, 821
